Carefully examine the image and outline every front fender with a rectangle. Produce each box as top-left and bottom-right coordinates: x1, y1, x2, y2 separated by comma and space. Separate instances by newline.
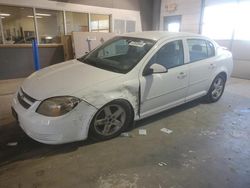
76, 79, 140, 120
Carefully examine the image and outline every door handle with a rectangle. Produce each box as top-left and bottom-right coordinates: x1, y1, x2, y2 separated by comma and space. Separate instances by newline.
177, 72, 187, 79
209, 63, 216, 69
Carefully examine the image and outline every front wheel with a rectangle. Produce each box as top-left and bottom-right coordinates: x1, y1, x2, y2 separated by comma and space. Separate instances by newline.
89, 100, 133, 141
205, 74, 226, 103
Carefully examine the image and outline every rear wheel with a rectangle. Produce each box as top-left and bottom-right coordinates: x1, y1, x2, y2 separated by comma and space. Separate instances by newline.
205, 74, 226, 103
89, 100, 133, 141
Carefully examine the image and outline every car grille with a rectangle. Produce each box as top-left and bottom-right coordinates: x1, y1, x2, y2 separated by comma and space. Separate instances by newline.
17, 88, 37, 109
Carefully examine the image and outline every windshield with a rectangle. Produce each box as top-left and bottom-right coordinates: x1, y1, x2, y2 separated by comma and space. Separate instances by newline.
78, 36, 156, 74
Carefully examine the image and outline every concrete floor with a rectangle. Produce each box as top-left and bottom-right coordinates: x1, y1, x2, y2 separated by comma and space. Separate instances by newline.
0, 78, 250, 188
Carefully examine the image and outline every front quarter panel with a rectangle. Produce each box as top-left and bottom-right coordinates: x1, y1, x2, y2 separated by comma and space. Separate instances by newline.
74, 76, 140, 120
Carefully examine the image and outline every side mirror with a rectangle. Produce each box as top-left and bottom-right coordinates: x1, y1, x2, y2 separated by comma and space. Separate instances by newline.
143, 64, 168, 76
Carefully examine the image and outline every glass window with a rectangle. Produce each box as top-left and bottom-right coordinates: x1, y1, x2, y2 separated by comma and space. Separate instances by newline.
0, 5, 35, 44
206, 41, 215, 57
90, 14, 110, 32
168, 22, 180, 32
187, 39, 215, 62
78, 37, 155, 73
149, 40, 184, 69
164, 15, 181, 32
36, 8, 64, 44
65, 11, 89, 34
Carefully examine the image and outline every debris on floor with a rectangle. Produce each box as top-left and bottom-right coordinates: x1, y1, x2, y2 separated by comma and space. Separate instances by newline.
239, 109, 250, 113
158, 162, 168, 167
230, 130, 246, 138
160, 128, 173, 134
120, 132, 131, 137
232, 121, 237, 125
138, 129, 147, 136
181, 153, 188, 158
7, 142, 18, 146
199, 130, 217, 136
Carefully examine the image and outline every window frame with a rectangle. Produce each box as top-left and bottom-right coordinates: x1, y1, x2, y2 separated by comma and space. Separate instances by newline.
90, 13, 111, 33
186, 38, 216, 63
35, 8, 64, 44
65, 11, 89, 34
0, 5, 36, 45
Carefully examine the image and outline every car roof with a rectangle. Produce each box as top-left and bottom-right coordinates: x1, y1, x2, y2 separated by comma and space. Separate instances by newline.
122, 31, 202, 41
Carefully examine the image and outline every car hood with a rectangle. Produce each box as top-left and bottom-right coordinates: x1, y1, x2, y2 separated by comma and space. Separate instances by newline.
22, 59, 122, 100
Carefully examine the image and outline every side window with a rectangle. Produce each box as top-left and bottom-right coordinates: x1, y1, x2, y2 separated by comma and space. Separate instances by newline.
148, 40, 184, 69
206, 41, 215, 57
187, 39, 215, 62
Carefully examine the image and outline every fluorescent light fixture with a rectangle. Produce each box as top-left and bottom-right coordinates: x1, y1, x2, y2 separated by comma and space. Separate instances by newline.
1, 17, 5, 19
27, 15, 42, 18
45, 36, 53, 40
36, 13, 51, 17
0, 13, 10, 16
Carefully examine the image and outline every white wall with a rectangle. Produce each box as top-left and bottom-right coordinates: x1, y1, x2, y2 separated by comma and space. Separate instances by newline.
206, 0, 250, 80
160, 0, 201, 33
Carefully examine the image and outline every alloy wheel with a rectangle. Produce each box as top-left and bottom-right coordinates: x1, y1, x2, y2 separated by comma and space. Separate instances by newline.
93, 104, 126, 136
211, 77, 224, 100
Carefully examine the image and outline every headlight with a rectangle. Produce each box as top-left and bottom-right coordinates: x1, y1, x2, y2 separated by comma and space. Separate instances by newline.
36, 96, 82, 117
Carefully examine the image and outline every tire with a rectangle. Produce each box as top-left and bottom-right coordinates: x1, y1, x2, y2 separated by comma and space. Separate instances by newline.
205, 74, 226, 103
89, 100, 133, 141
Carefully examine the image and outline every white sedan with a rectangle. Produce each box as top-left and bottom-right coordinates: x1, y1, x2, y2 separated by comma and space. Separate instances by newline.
11, 31, 233, 144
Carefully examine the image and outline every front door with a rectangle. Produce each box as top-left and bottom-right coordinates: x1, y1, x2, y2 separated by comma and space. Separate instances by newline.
139, 40, 189, 118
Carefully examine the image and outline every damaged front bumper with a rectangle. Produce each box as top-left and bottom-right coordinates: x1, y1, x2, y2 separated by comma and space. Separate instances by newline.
11, 93, 97, 144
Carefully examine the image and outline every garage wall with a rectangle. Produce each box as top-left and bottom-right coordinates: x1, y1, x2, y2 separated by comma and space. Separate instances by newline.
160, 0, 202, 33
0, 45, 64, 79
160, 0, 250, 80
205, 0, 250, 80
216, 40, 250, 80
231, 41, 250, 79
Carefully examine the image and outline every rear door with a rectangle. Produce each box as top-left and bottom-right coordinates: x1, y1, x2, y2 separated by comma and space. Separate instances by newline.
185, 38, 216, 101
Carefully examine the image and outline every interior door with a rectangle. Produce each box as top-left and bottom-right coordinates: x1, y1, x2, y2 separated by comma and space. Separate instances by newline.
164, 15, 182, 32
139, 40, 189, 118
